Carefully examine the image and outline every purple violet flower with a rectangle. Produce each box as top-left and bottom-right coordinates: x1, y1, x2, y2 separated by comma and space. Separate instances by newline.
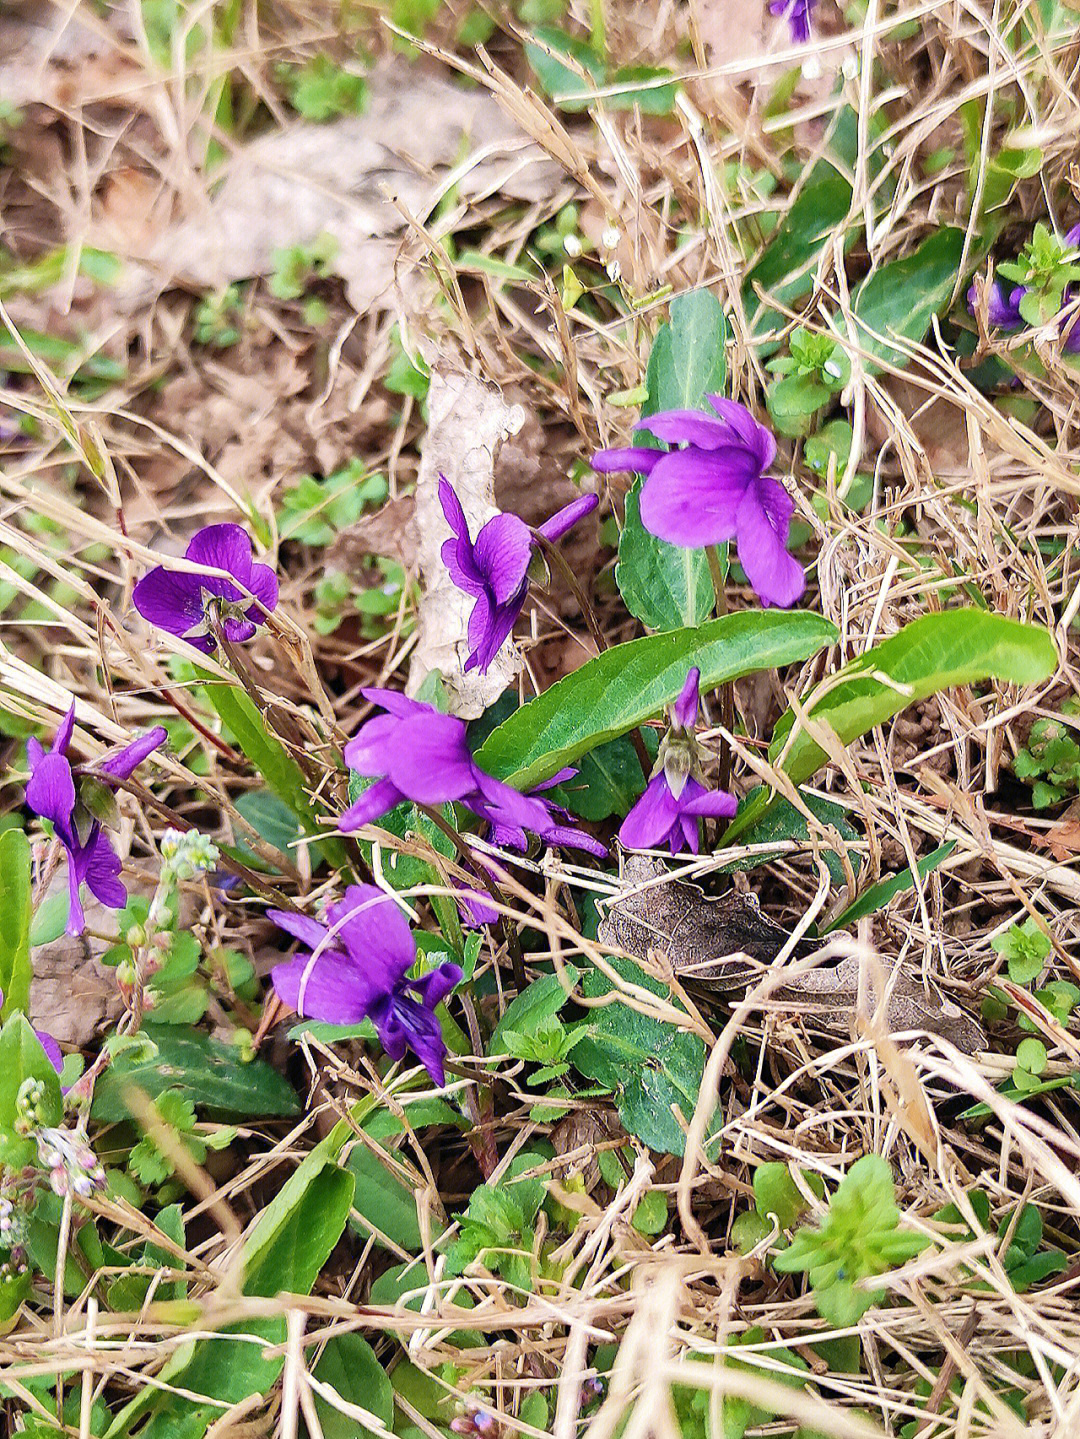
269, 885, 462, 1085
132, 524, 278, 654
339, 689, 606, 858
439, 478, 598, 674
967, 276, 1026, 330
769, 0, 817, 42
25, 704, 167, 935
592, 396, 804, 609
618, 669, 736, 855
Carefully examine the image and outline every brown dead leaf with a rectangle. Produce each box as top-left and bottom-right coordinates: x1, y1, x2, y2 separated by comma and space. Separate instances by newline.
0, 5, 138, 111
1032, 799, 1080, 861
327, 496, 420, 575
409, 367, 526, 716
119, 59, 563, 315
867, 377, 975, 476
601, 854, 986, 1053
30, 930, 123, 1049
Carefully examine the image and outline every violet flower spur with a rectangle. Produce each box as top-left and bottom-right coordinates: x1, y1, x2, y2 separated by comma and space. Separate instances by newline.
339, 688, 605, 861
618, 668, 736, 855
25, 704, 168, 935
439, 477, 598, 674
268, 885, 462, 1085
132, 524, 278, 654
769, 0, 817, 42
592, 396, 805, 609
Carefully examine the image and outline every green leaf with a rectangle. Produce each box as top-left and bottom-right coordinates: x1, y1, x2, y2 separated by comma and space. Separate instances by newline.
127, 1159, 355, 1439
615, 289, 726, 630
524, 27, 677, 113
718, 790, 860, 887
201, 679, 348, 869
848, 227, 969, 374
769, 610, 1056, 790
0, 1013, 63, 1166
743, 110, 863, 338
29, 890, 69, 947
524, 26, 605, 111
822, 841, 957, 934
346, 1141, 444, 1254
477, 610, 837, 791
0, 827, 32, 1019
490, 968, 579, 1056
753, 1163, 821, 1231
642, 288, 729, 414
91, 1022, 299, 1122
233, 787, 306, 864
571, 960, 706, 1156
546, 736, 650, 820
307, 1332, 393, 1439
617, 477, 715, 631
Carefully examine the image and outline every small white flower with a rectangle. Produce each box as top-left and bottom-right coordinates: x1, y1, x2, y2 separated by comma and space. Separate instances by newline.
823, 359, 843, 380
606, 258, 622, 283
802, 55, 822, 80
601, 225, 621, 251
563, 234, 582, 257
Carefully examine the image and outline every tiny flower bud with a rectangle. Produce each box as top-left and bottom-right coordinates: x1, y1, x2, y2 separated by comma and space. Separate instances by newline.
605, 259, 622, 283
563, 234, 582, 257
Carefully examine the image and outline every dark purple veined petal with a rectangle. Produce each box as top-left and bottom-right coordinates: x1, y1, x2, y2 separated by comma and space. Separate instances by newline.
221, 617, 259, 645
735, 477, 805, 609
438, 478, 486, 593
672, 668, 700, 730
638, 447, 756, 548
79, 829, 126, 911
618, 772, 680, 851
465, 590, 527, 675
470, 770, 557, 835
243, 562, 279, 623
636, 410, 740, 450
359, 687, 435, 721
679, 779, 738, 819
272, 950, 376, 1025
704, 396, 778, 470
383, 713, 479, 803
370, 991, 450, 1084
536, 492, 598, 543
590, 446, 664, 476
267, 907, 333, 952
132, 567, 210, 639
64, 845, 86, 936
185, 523, 255, 586
25, 751, 77, 834
409, 960, 464, 1013
52, 703, 76, 757
537, 820, 609, 858
35, 1029, 64, 1075
473, 514, 533, 606
678, 810, 700, 855
338, 776, 407, 831
324, 884, 416, 979
343, 713, 401, 775
96, 726, 168, 782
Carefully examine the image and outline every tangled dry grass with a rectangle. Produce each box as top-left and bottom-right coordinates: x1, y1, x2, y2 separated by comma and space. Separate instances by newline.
2, 0, 1080, 1435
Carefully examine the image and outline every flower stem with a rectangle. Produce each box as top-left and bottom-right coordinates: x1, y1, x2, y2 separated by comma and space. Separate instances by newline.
531, 531, 607, 658
418, 805, 526, 991
706, 547, 736, 795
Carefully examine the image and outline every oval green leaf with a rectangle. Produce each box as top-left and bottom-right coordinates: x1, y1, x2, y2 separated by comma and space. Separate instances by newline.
0, 828, 33, 1020
769, 609, 1057, 788
477, 610, 837, 790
